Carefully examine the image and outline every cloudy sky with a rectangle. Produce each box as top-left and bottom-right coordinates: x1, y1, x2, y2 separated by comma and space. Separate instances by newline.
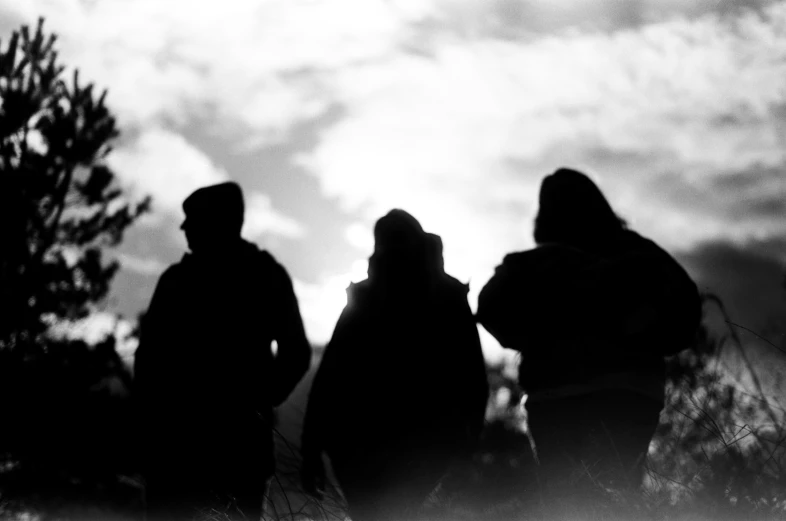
2, 0, 785, 362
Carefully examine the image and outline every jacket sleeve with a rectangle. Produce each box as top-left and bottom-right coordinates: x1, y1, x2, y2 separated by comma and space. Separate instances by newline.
476, 248, 583, 351
268, 260, 312, 407
476, 259, 527, 350
453, 283, 490, 443
133, 267, 179, 406
300, 299, 357, 459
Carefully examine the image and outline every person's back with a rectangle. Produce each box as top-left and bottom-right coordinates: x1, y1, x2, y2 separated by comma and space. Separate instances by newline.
301, 211, 488, 521
134, 182, 311, 520
477, 169, 701, 493
481, 231, 700, 393
323, 269, 484, 455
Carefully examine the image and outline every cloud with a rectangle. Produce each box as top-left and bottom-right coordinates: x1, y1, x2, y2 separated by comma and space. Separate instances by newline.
708, 164, 786, 220
292, 276, 349, 346
281, 4, 786, 343
244, 192, 305, 239
107, 128, 304, 239
298, 3, 786, 284
636, 162, 786, 248
114, 252, 167, 276
108, 128, 225, 218
679, 239, 786, 346
344, 222, 375, 254
0, 0, 422, 139
8, 1, 784, 264
416, 0, 780, 39
5, 0, 785, 360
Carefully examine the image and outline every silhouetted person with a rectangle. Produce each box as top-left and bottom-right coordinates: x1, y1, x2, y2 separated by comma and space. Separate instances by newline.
133, 182, 311, 521
477, 168, 701, 493
300, 210, 488, 521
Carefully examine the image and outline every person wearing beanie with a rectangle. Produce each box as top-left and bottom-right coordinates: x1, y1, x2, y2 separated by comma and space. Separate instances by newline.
134, 182, 311, 520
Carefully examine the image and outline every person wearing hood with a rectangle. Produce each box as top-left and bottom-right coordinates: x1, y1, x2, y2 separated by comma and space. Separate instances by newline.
477, 168, 701, 493
300, 209, 488, 521
134, 182, 311, 520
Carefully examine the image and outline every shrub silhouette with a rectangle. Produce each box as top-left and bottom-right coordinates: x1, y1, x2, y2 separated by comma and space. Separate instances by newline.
648, 294, 786, 518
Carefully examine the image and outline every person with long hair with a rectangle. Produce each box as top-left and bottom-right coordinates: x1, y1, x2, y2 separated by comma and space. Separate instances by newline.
477, 168, 701, 494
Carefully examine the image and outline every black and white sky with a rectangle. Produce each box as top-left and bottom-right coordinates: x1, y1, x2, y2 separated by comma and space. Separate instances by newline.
2, 0, 785, 361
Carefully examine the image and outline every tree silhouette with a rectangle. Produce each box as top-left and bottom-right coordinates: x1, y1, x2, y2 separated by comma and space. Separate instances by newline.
0, 17, 149, 353
0, 20, 149, 503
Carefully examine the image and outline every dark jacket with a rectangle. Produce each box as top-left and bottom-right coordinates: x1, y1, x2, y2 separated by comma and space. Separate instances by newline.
133, 240, 310, 480
477, 230, 701, 395
302, 268, 488, 466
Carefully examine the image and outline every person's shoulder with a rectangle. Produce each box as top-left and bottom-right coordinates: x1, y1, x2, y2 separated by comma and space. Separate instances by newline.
158, 255, 190, 283
499, 244, 596, 274
616, 232, 697, 290
257, 250, 302, 299
234, 243, 296, 296
241, 242, 286, 275
148, 257, 193, 299
619, 230, 659, 251
619, 230, 677, 262
500, 249, 531, 265
501, 244, 579, 263
255, 247, 281, 270
437, 273, 469, 296
346, 279, 372, 306
494, 250, 533, 275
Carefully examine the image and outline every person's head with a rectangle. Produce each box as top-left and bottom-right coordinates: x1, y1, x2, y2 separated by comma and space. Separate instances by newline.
181, 182, 245, 253
533, 168, 626, 250
373, 209, 425, 257
370, 209, 428, 278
